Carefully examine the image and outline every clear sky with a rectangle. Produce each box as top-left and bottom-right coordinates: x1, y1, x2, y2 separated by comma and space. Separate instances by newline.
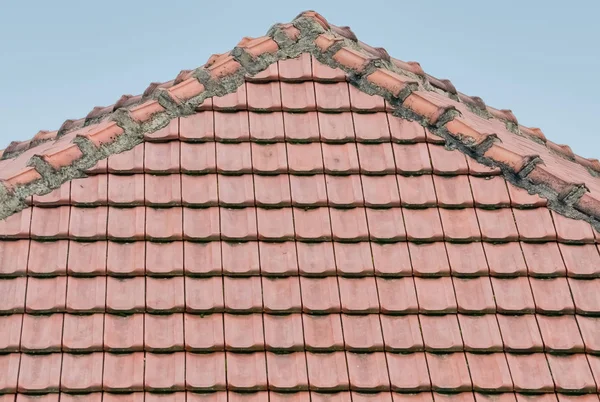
1, 1, 598, 158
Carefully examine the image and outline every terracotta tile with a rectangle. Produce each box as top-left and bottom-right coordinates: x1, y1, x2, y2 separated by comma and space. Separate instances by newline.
470, 176, 510, 208
145, 313, 184, 351
25, 276, 66, 313
521, 242, 566, 277
439, 208, 481, 241
389, 116, 426, 143
222, 241, 259, 276
477, 208, 520, 241
227, 352, 268, 391
213, 85, 247, 111
183, 207, 220, 241
67, 240, 107, 276
346, 352, 390, 391
284, 112, 320, 142
146, 241, 183, 276
221, 207, 258, 241
32, 181, 70, 206
458, 314, 503, 352
102, 392, 145, 402
279, 54, 312, 81
357, 143, 396, 174
145, 174, 181, 206
393, 393, 438, 402
226, 393, 267, 402
181, 142, 216, 173
453, 277, 496, 313
446, 243, 489, 277
0, 353, 19, 393
108, 144, 144, 173
267, 352, 309, 391
186, 351, 227, 390
483, 242, 527, 277
506, 353, 554, 392
557, 395, 600, 402
264, 313, 304, 352
60, 394, 102, 402
61, 352, 104, 392
434, 393, 477, 402
397, 175, 437, 207
145, 352, 185, 391
255, 175, 291, 207
252, 143, 288, 174
312, 56, 346, 81
106, 277, 145, 313
371, 242, 412, 277
433, 176, 474, 208
0, 239, 28, 277
214, 111, 249, 141
353, 113, 390, 143
185, 276, 224, 313
224, 276, 263, 313
339, 277, 379, 314
350, 85, 385, 112
306, 351, 350, 391
21, 313, 63, 352
548, 354, 596, 393
367, 208, 406, 242
409, 242, 450, 277
107, 241, 145, 276
577, 316, 600, 353
323, 143, 360, 174
537, 315, 583, 353
377, 277, 419, 314
69, 206, 108, 240
491, 277, 535, 313
560, 243, 600, 278
326, 175, 363, 207
104, 314, 144, 351
30, 206, 69, 239
146, 207, 183, 240
426, 353, 472, 392
403, 208, 443, 242
552, 211, 595, 243
380, 352, 428, 392
14, 395, 61, 402
529, 277, 574, 314
103, 352, 144, 391
507, 183, 547, 207
216, 142, 252, 174
218, 174, 254, 207
297, 241, 336, 276
247, 82, 282, 111
414, 277, 457, 314
287, 143, 324, 174
342, 314, 384, 351
303, 313, 344, 352
0, 314, 22, 352
146, 393, 185, 402
281, 82, 316, 111
466, 353, 512, 392
362, 175, 400, 208
380, 315, 423, 352
429, 144, 468, 175
107, 206, 145, 240
147, 276, 184, 312
27, 240, 67, 276
63, 313, 103, 352
145, 142, 180, 173
467, 158, 501, 177
289, 174, 327, 206
107, 174, 144, 206
71, 175, 108, 205
497, 314, 543, 352
393, 143, 432, 174
300, 277, 341, 313
145, 119, 178, 141
294, 207, 332, 241
184, 313, 224, 352
257, 208, 295, 240
180, 111, 214, 141
0, 208, 30, 238
569, 278, 600, 314
260, 241, 298, 276
589, 355, 600, 393
0, 277, 26, 313
315, 82, 350, 111
263, 276, 302, 313
421, 315, 463, 352
334, 242, 374, 276
330, 207, 369, 242
181, 174, 218, 206
17, 353, 61, 393
66, 276, 106, 312
513, 208, 556, 241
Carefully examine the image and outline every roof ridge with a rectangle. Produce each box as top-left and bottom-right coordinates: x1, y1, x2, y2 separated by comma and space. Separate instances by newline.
0, 10, 599, 232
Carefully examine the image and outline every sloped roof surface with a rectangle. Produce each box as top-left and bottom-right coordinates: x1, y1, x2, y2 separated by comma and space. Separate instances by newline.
1, 10, 600, 402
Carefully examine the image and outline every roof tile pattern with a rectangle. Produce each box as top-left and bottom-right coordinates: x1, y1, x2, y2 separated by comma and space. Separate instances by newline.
1, 51, 600, 401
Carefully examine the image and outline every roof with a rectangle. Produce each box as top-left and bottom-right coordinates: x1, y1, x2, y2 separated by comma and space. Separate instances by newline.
1, 9, 600, 402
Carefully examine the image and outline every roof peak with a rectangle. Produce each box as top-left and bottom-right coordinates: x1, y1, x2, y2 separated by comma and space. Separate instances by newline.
0, 10, 599, 231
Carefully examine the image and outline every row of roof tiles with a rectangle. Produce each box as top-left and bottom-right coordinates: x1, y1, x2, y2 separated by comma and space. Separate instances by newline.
1, 240, 600, 278
2, 276, 600, 315
2, 312, 600, 354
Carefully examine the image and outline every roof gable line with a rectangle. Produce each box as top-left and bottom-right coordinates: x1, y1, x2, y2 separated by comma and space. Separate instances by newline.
0, 11, 599, 232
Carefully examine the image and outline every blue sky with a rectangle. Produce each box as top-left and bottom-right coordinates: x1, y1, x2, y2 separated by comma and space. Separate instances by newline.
1, 1, 598, 158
